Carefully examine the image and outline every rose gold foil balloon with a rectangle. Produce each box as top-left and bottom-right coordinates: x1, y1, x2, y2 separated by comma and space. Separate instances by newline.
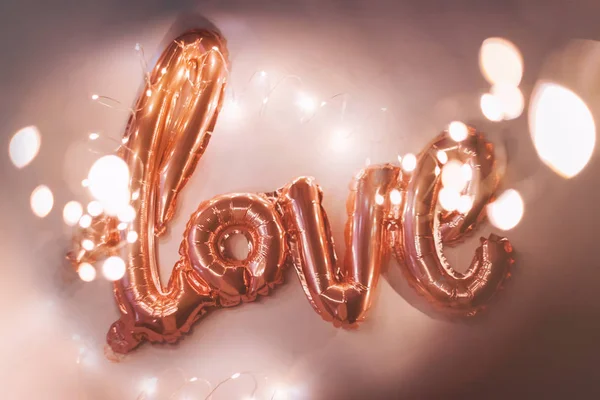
69, 26, 515, 353
184, 193, 286, 307
278, 165, 400, 326
105, 29, 231, 353
391, 128, 514, 316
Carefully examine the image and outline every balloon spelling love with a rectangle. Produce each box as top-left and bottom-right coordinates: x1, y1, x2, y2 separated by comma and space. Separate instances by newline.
69, 28, 514, 354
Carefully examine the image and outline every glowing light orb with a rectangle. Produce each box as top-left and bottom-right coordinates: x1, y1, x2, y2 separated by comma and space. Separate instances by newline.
79, 214, 92, 228
529, 83, 596, 178
87, 201, 103, 217
117, 205, 136, 223
30, 185, 54, 218
102, 256, 126, 281
457, 195, 474, 214
126, 231, 138, 243
461, 163, 473, 181
436, 150, 448, 164
448, 121, 469, 142
296, 93, 317, 113
389, 189, 402, 205
63, 201, 83, 226
87, 155, 130, 215
487, 189, 524, 231
441, 160, 469, 192
78, 263, 96, 282
375, 193, 385, 205
480, 93, 504, 122
479, 38, 523, 86
401, 153, 417, 172
438, 187, 460, 211
491, 84, 524, 120
81, 239, 94, 251
9, 126, 41, 168
88, 132, 100, 140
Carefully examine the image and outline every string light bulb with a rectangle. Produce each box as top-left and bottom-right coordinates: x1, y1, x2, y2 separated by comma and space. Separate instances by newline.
87, 201, 103, 217
448, 121, 469, 142
401, 153, 417, 172
77, 262, 96, 282
487, 189, 524, 230
81, 239, 94, 251
481, 93, 504, 121
441, 160, 468, 191
126, 231, 138, 243
438, 187, 460, 211
389, 189, 402, 205
102, 256, 126, 281
30, 185, 54, 218
63, 201, 83, 226
79, 214, 92, 228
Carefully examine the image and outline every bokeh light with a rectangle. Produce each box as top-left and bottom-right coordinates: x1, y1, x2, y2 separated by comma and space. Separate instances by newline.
479, 37, 523, 86
87, 201, 103, 217
448, 121, 469, 142
63, 201, 83, 226
79, 214, 92, 228
126, 231, 138, 243
436, 150, 448, 164
401, 153, 417, 172
9, 126, 41, 168
117, 205, 136, 223
491, 84, 525, 120
480, 93, 504, 122
438, 187, 460, 211
441, 160, 468, 191
457, 195, 474, 214
389, 189, 402, 205
487, 189, 524, 231
87, 155, 131, 215
102, 256, 126, 281
296, 93, 317, 113
77, 262, 96, 282
30, 185, 54, 218
81, 239, 94, 251
529, 82, 596, 178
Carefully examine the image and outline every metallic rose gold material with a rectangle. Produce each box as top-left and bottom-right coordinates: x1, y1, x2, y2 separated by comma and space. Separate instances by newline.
392, 129, 514, 316
184, 193, 286, 307
435, 127, 499, 245
103, 29, 230, 354
69, 37, 514, 357
67, 215, 121, 265
279, 165, 400, 327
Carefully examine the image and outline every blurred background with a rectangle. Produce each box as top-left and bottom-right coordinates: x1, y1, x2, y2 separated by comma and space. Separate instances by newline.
1, 0, 600, 398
